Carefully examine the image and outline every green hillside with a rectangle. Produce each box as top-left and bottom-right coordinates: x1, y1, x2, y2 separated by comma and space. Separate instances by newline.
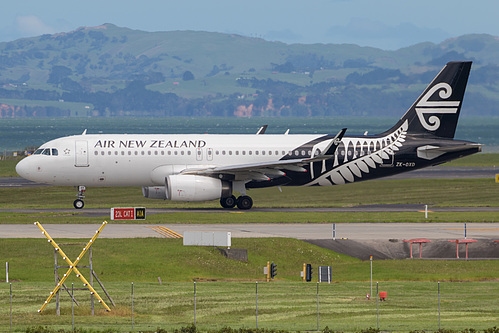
1, 24, 499, 117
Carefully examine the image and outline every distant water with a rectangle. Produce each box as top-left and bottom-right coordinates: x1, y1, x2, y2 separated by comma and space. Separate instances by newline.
1, 116, 497, 153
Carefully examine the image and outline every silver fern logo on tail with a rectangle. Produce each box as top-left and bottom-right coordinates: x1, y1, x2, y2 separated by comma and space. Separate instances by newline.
415, 83, 460, 131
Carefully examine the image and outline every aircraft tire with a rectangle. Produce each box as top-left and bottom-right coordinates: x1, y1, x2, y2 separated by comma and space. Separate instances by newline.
73, 199, 85, 209
236, 195, 253, 210
220, 195, 237, 209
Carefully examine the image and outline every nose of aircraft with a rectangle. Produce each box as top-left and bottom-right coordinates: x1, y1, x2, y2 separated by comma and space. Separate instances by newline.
16, 157, 32, 179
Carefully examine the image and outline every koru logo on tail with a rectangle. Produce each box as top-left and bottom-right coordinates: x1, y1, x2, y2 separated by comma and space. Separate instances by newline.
415, 83, 460, 131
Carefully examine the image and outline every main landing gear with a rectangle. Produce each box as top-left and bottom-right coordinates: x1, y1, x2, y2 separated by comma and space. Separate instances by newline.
220, 195, 253, 210
73, 185, 86, 209
220, 181, 253, 210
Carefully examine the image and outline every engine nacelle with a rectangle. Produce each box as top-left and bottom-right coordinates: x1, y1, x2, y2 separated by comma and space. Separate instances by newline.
142, 186, 167, 200
165, 175, 231, 202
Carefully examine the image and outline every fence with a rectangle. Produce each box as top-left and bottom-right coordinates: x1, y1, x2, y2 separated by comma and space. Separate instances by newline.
0, 150, 25, 160
1, 280, 498, 332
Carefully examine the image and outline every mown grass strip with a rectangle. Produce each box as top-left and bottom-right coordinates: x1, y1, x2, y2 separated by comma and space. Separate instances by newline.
2, 281, 499, 332
2, 210, 499, 224
2, 238, 499, 283
1, 177, 499, 211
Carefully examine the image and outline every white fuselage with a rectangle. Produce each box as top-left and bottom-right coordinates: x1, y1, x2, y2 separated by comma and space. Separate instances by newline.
16, 133, 325, 187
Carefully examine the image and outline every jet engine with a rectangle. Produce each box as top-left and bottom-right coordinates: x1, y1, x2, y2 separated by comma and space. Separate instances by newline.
143, 175, 232, 202
166, 175, 231, 201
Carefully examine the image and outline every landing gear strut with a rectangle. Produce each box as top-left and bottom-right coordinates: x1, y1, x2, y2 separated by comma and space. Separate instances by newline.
73, 185, 86, 209
219, 181, 253, 210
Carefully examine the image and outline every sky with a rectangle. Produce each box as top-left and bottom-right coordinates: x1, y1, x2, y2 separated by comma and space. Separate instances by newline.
1, 0, 498, 50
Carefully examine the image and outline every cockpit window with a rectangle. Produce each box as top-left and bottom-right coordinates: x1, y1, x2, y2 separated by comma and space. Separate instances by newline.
34, 148, 58, 156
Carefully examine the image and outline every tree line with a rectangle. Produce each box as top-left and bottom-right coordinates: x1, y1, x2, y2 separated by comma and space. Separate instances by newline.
1, 64, 498, 118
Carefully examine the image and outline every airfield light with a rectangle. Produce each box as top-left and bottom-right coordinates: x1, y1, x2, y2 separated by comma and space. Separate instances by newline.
270, 262, 277, 279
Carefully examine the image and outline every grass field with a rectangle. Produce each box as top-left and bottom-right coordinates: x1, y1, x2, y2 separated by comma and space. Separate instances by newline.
4, 238, 499, 282
2, 281, 499, 332
1, 238, 499, 332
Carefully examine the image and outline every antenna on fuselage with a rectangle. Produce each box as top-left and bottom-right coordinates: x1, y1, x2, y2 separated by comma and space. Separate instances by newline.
82, 129, 87, 135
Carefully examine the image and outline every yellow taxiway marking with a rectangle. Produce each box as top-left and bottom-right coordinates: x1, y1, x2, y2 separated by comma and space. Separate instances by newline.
147, 226, 183, 238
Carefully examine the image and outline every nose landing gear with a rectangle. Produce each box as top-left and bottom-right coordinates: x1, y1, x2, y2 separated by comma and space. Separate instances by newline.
73, 185, 86, 209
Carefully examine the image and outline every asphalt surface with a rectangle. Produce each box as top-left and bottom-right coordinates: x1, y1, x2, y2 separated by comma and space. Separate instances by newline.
2, 222, 499, 240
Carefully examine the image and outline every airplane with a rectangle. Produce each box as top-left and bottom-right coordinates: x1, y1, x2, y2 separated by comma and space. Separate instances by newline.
16, 61, 481, 210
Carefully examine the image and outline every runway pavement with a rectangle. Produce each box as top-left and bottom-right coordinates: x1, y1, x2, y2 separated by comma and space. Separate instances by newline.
2, 222, 499, 240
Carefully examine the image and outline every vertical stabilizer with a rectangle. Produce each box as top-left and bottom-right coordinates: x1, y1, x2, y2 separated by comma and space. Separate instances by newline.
382, 61, 472, 138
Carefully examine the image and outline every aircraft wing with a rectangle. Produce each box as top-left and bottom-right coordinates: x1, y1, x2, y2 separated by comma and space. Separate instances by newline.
182, 128, 346, 181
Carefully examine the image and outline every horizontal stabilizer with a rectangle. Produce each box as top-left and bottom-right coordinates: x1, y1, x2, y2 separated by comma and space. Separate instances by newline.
417, 143, 482, 160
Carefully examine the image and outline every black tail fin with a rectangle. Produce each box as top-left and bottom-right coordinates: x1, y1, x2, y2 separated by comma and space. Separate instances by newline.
382, 61, 472, 139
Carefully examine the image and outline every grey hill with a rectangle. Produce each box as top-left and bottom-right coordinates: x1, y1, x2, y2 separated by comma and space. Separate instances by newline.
1, 24, 499, 117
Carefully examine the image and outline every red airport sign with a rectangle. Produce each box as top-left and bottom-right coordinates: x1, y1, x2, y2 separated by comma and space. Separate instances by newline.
111, 207, 146, 220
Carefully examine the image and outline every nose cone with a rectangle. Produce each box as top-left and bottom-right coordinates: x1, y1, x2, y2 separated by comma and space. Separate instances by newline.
16, 158, 33, 180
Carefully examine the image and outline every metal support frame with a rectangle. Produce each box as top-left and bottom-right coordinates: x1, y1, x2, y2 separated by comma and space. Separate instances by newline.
35, 221, 111, 313
54, 244, 115, 315
448, 239, 477, 259
403, 239, 431, 259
